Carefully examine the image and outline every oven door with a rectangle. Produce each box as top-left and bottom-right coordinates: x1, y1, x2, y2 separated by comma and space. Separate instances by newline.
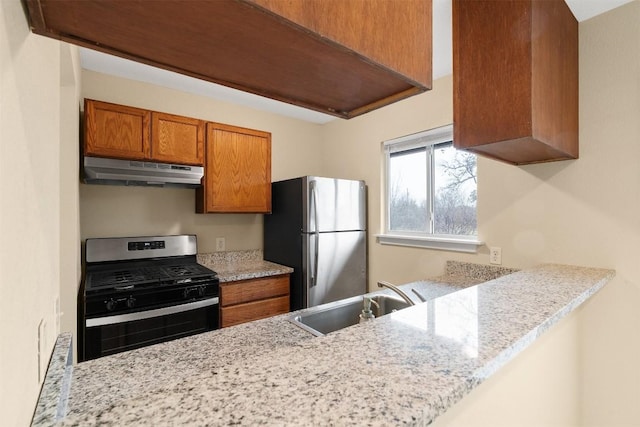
81, 298, 219, 362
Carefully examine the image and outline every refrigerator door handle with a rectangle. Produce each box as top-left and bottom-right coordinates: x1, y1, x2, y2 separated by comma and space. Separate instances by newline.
310, 180, 319, 288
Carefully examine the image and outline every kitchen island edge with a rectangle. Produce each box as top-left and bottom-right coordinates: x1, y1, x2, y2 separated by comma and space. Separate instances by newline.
36, 263, 614, 426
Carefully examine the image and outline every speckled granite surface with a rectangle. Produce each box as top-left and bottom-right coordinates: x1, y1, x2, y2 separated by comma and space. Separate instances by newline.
426, 260, 520, 288
445, 260, 520, 281
66, 317, 313, 417
197, 250, 293, 282
31, 333, 73, 426
55, 263, 613, 426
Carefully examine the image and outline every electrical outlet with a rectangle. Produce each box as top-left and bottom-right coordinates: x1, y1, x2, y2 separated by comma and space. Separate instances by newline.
215, 237, 226, 252
490, 247, 502, 265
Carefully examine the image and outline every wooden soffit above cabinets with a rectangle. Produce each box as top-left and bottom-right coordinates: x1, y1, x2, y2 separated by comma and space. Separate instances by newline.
24, 0, 432, 119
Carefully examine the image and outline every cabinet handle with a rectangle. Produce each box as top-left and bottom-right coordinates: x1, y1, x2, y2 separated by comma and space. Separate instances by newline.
310, 180, 319, 289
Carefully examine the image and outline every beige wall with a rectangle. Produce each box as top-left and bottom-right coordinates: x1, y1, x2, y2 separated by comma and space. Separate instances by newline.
80, 71, 325, 252
432, 307, 583, 426
0, 0, 81, 425
577, 4, 639, 425
59, 44, 83, 356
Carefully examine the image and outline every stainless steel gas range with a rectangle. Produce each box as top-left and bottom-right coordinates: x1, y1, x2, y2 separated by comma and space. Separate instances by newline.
78, 235, 219, 362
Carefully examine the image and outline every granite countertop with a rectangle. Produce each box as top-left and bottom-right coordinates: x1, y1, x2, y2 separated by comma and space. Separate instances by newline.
64, 315, 314, 421
34, 262, 614, 426
197, 250, 293, 283
415, 260, 519, 289
31, 334, 73, 426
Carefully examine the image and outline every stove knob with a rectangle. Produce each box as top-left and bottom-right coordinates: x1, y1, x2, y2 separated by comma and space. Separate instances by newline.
126, 296, 136, 309
182, 288, 192, 299
197, 286, 206, 297
106, 299, 117, 311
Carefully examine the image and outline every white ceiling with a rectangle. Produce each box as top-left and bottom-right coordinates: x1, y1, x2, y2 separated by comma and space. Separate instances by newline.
80, 0, 634, 125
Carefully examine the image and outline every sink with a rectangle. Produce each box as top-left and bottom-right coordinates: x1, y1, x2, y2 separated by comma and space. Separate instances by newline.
288, 294, 411, 337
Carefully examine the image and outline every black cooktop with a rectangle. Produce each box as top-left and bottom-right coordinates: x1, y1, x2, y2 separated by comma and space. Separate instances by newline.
85, 258, 218, 292
89, 264, 214, 287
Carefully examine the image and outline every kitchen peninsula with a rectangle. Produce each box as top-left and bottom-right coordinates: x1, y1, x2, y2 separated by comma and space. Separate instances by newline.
34, 263, 613, 426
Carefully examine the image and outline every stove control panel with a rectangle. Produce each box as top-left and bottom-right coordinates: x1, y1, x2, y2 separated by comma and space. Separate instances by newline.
128, 240, 165, 251
85, 278, 219, 317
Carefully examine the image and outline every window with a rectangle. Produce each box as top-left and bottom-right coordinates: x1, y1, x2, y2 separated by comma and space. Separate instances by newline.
378, 125, 482, 252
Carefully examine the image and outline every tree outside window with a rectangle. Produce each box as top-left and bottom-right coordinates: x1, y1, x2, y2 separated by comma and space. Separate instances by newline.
385, 125, 477, 238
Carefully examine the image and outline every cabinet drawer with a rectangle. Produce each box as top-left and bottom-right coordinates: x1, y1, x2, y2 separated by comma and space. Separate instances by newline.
221, 296, 290, 328
220, 275, 289, 307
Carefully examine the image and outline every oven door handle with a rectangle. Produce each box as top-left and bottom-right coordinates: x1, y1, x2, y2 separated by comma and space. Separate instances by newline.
86, 297, 219, 327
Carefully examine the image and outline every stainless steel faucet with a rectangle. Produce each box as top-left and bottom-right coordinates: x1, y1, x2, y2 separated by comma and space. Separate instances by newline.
412, 288, 427, 302
377, 281, 415, 306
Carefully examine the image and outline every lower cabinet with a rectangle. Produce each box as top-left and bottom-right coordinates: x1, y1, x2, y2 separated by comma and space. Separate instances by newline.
220, 274, 290, 328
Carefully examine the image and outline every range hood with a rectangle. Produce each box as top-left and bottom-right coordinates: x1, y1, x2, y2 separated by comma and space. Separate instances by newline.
83, 156, 204, 188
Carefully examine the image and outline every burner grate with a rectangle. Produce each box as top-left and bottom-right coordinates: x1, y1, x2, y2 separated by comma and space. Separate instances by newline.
113, 271, 136, 283
163, 264, 207, 277
86, 262, 216, 290
90, 267, 166, 288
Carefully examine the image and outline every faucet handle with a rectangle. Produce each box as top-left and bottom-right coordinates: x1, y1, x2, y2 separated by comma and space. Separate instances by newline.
364, 296, 379, 310
359, 297, 377, 323
411, 288, 427, 303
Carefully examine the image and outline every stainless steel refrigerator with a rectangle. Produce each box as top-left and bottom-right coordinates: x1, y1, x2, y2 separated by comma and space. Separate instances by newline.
264, 176, 367, 311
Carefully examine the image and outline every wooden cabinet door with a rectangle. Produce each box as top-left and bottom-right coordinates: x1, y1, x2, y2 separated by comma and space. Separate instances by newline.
151, 112, 204, 166
452, 0, 578, 165
198, 122, 271, 213
84, 99, 150, 160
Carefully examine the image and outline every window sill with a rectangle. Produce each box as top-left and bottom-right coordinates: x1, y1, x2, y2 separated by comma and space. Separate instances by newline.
375, 233, 484, 253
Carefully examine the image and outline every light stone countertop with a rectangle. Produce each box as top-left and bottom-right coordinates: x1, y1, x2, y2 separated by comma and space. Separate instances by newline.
31, 333, 73, 426
197, 250, 293, 282
47, 262, 613, 426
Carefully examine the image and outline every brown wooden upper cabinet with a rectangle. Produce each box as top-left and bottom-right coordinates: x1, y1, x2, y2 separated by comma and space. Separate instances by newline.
25, 0, 432, 119
84, 99, 204, 166
452, 0, 578, 165
84, 99, 150, 160
196, 123, 271, 213
151, 112, 204, 166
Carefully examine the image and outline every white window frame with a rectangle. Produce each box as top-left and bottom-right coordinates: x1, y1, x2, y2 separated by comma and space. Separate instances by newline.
376, 124, 483, 253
